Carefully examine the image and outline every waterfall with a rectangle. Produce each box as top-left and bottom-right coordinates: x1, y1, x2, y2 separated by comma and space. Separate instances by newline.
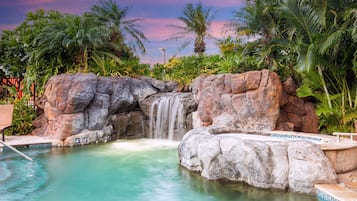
149, 94, 185, 140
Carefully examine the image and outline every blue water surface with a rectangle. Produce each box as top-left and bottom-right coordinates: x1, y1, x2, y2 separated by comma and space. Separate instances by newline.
0, 139, 317, 201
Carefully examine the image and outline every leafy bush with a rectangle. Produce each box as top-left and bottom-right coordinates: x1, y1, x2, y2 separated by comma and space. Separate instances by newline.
297, 68, 357, 133
89, 57, 150, 77
150, 53, 263, 89
0, 89, 36, 136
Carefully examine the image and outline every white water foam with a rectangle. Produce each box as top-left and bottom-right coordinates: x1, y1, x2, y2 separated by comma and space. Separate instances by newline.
110, 139, 180, 152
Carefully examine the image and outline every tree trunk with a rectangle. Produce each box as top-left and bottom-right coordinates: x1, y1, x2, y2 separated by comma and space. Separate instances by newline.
317, 65, 332, 109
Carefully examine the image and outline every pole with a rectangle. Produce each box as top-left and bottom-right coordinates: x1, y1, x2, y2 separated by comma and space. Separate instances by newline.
159, 48, 166, 64
0, 140, 33, 161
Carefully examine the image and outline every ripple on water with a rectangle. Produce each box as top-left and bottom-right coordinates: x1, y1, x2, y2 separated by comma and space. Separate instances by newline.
0, 156, 48, 201
0, 162, 11, 181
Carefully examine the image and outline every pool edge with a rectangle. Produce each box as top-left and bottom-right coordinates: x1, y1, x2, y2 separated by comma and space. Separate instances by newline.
315, 184, 357, 201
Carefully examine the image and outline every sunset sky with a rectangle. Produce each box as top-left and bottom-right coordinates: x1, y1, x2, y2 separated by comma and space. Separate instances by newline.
0, 0, 245, 64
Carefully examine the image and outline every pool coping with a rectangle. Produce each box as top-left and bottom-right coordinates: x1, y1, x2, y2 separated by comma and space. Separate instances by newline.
0, 135, 52, 151
315, 184, 357, 201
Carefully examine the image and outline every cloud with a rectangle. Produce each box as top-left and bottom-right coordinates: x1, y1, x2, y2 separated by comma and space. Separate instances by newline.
139, 18, 234, 43
139, 18, 182, 41
209, 20, 235, 39
0, 24, 17, 31
127, 0, 245, 7
0, 0, 55, 6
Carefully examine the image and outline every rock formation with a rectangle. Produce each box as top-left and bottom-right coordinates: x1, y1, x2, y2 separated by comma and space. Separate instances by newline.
33, 70, 319, 145
191, 71, 319, 133
178, 127, 337, 194
32, 73, 197, 146
191, 70, 282, 131
277, 77, 319, 133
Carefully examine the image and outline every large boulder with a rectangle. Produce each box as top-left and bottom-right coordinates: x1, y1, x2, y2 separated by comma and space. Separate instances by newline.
45, 73, 98, 114
191, 70, 282, 131
178, 127, 337, 194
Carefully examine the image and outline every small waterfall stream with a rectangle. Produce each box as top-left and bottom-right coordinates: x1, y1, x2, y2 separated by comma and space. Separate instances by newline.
149, 94, 185, 140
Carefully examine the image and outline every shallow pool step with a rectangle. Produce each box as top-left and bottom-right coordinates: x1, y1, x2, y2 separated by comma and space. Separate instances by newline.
315, 184, 357, 201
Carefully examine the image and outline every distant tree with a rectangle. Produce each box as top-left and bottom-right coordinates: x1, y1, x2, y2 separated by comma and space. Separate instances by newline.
88, 0, 147, 56
171, 3, 215, 55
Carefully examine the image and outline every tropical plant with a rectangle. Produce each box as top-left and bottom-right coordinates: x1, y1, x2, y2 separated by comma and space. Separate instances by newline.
90, 57, 150, 77
150, 53, 261, 89
235, 0, 357, 132
0, 87, 36, 136
32, 14, 108, 72
88, 0, 147, 55
171, 3, 215, 55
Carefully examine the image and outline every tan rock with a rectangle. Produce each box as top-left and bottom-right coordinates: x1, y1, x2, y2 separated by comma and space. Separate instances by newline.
191, 70, 282, 131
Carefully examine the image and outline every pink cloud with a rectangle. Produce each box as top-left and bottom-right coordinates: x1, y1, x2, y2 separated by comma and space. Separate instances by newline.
140, 18, 234, 42
139, 18, 183, 41
209, 20, 235, 39
0, 0, 55, 6
0, 24, 17, 31
123, 0, 245, 7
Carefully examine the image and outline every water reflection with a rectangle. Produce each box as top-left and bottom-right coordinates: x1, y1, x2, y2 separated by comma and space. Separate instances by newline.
178, 166, 317, 201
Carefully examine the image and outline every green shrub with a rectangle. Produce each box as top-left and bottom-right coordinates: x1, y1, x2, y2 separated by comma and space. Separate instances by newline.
0, 94, 36, 136
150, 54, 263, 89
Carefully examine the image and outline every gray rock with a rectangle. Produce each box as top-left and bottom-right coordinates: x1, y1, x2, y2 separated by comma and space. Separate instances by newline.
64, 129, 112, 146
178, 127, 337, 193
110, 111, 147, 139
129, 77, 158, 101
45, 73, 97, 114
87, 93, 110, 130
138, 76, 178, 92
110, 77, 135, 114
96, 77, 114, 94
288, 141, 337, 193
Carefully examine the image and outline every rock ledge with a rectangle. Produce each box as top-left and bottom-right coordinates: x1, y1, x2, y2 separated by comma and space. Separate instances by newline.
178, 127, 337, 194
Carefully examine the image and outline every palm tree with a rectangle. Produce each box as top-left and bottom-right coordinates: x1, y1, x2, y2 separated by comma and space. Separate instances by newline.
171, 3, 215, 55
33, 14, 107, 72
232, 0, 290, 68
234, 0, 280, 44
88, 0, 147, 55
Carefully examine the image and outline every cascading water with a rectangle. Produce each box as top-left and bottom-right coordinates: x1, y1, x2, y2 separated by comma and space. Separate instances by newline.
149, 94, 185, 140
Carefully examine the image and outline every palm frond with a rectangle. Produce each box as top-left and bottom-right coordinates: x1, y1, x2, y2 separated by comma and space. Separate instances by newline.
319, 30, 344, 55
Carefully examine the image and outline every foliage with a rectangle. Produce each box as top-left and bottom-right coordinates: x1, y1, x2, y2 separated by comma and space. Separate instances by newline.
0, 87, 36, 136
236, 0, 357, 133
88, 0, 147, 54
170, 3, 215, 55
150, 52, 262, 89
218, 36, 242, 55
90, 57, 150, 77
0, 1, 147, 93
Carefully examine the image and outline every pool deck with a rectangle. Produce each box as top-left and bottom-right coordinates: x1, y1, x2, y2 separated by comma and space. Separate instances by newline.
0, 135, 52, 149
315, 184, 357, 201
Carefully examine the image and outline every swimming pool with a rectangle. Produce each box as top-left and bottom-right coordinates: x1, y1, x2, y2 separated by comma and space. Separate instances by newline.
0, 139, 317, 201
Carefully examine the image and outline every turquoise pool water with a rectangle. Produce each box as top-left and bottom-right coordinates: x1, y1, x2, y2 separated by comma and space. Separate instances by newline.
0, 139, 317, 201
